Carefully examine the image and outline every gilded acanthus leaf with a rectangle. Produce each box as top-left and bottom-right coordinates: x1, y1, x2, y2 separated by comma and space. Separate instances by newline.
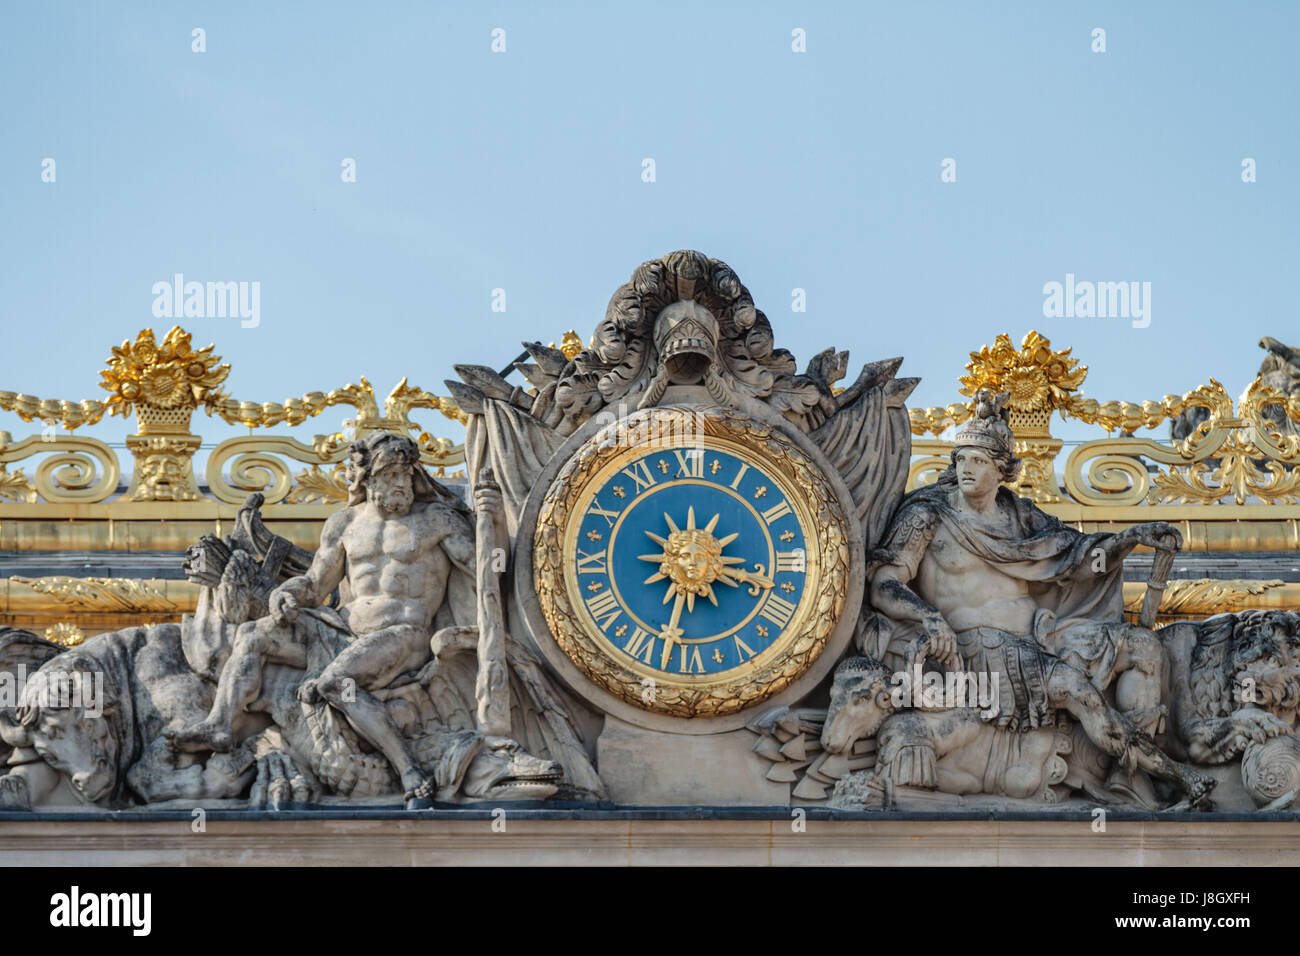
10, 576, 177, 613
0, 466, 37, 503
1123, 579, 1287, 616
288, 464, 350, 504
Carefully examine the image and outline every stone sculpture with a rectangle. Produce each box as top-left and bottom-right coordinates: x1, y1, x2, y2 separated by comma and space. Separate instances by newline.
855, 390, 1213, 808
1163, 609, 1300, 808
0, 434, 602, 809
1171, 336, 1300, 440
1, 250, 1296, 816
822, 657, 1074, 808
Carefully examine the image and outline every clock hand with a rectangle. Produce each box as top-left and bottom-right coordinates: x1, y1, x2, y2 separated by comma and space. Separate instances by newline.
658, 592, 686, 670
720, 564, 774, 596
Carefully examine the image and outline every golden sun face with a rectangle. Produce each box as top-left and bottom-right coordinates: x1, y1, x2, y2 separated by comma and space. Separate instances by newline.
639, 506, 761, 613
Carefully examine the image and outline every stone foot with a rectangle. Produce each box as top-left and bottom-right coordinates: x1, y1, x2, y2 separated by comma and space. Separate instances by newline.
402, 769, 436, 811
1161, 766, 1216, 812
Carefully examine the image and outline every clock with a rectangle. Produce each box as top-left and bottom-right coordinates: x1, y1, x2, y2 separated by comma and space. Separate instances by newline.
530, 405, 851, 721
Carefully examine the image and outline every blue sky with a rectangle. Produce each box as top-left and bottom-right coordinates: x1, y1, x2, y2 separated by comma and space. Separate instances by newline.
1, 0, 1296, 459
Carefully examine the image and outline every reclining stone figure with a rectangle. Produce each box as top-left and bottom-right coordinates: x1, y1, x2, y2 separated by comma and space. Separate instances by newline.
167, 433, 591, 807
0, 624, 309, 809
822, 657, 1074, 808
168, 433, 493, 806
0, 434, 602, 810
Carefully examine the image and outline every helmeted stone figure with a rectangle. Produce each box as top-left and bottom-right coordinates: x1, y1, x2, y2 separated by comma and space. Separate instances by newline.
863, 391, 1214, 808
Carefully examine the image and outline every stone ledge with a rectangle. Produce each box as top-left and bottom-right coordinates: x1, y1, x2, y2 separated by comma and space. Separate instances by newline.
2, 814, 1298, 866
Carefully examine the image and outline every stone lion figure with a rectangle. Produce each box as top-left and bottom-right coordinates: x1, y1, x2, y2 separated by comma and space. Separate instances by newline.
1165, 610, 1300, 809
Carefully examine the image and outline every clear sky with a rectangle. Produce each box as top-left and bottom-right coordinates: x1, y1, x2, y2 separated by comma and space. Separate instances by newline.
1, 0, 1296, 462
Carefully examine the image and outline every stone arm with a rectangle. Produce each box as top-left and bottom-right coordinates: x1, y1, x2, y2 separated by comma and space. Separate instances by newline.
870, 567, 938, 627
1054, 521, 1182, 583
868, 505, 959, 668
441, 517, 477, 579
436, 498, 493, 629
1012, 495, 1180, 582
269, 510, 350, 620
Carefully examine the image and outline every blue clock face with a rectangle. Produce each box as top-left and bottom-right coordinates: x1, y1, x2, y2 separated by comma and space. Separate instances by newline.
565, 445, 811, 679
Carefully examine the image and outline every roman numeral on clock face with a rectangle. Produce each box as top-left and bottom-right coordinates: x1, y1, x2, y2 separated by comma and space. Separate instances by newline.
775, 550, 805, 573
759, 593, 797, 629
761, 500, 792, 525
587, 499, 621, 528
620, 460, 657, 494
673, 449, 705, 478
622, 627, 656, 665
584, 588, 621, 631
576, 549, 607, 574
678, 645, 705, 674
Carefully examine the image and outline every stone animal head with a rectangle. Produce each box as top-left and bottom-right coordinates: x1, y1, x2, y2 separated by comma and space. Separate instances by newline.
13, 657, 120, 804
821, 656, 898, 754
461, 740, 564, 801
1229, 610, 1300, 719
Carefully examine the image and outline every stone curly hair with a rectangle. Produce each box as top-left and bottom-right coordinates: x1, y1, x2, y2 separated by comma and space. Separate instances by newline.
343, 433, 468, 512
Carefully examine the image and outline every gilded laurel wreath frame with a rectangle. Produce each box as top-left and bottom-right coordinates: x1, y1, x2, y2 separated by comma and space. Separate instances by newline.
533, 405, 850, 718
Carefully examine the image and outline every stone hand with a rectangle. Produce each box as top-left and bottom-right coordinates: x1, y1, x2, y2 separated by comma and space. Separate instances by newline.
917, 612, 960, 669
1122, 522, 1182, 553
474, 475, 503, 517
269, 587, 300, 625
296, 677, 323, 704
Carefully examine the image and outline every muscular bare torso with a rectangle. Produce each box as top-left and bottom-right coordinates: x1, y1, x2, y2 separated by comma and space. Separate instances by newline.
913, 495, 1037, 635
318, 500, 472, 636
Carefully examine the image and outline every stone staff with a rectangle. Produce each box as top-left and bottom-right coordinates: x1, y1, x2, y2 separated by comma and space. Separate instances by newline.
1139, 545, 1176, 629
474, 466, 511, 736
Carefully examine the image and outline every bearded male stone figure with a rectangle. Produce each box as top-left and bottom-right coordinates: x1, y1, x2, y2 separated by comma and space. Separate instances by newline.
168, 433, 489, 807
868, 393, 1214, 807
